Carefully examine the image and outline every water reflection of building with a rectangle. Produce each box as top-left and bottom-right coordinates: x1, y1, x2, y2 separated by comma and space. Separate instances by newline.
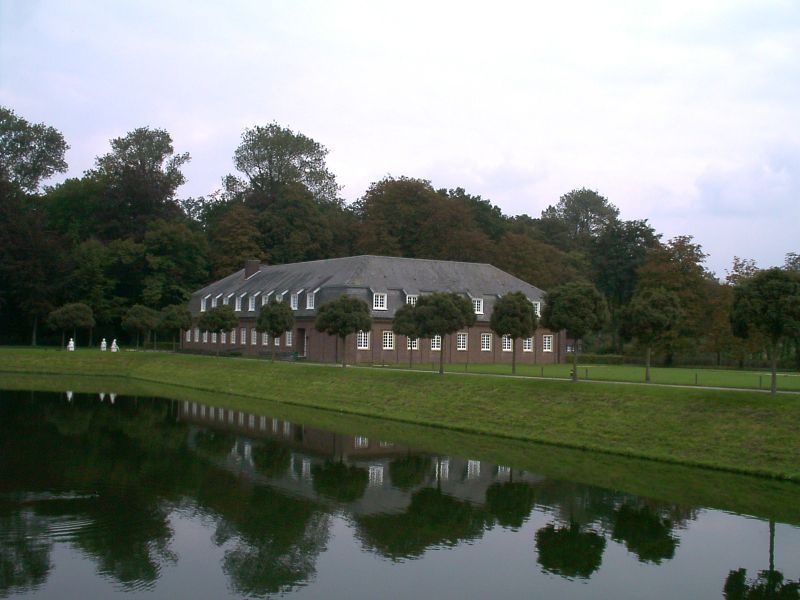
177, 400, 545, 515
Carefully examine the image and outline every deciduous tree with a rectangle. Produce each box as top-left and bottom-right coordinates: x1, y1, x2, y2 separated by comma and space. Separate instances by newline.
47, 303, 95, 348
490, 291, 538, 375
197, 305, 238, 356
158, 304, 192, 351
620, 287, 681, 382
0, 106, 68, 192
731, 268, 800, 394
122, 304, 160, 349
414, 292, 476, 375
392, 303, 420, 367
314, 296, 372, 367
256, 299, 295, 361
541, 282, 608, 381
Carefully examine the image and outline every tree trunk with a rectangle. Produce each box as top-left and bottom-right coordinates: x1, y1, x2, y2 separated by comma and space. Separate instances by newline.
31, 316, 38, 346
512, 340, 517, 375
409, 340, 413, 369
217, 334, 221, 356
73, 327, 77, 344
154, 331, 158, 351
439, 336, 445, 375
340, 335, 346, 367
272, 336, 277, 362
572, 341, 579, 382
89, 326, 93, 347
770, 342, 777, 395
645, 346, 651, 383
136, 331, 140, 349
61, 330, 65, 349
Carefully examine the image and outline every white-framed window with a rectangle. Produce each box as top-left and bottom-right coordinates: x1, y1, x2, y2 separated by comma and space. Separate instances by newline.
185, 329, 191, 342
467, 460, 481, 479
194, 328, 199, 342
502, 335, 512, 352
373, 292, 387, 310
221, 332, 227, 344
306, 292, 315, 309
290, 293, 299, 310
212, 294, 220, 308
211, 332, 217, 343
285, 331, 293, 347
473, 298, 483, 314
357, 330, 370, 350
523, 337, 533, 352
456, 332, 468, 351
231, 329, 236, 344
261, 293, 270, 306
240, 327, 247, 344
407, 337, 418, 350
251, 329, 257, 345
262, 332, 269, 346
532, 301, 541, 317
224, 293, 233, 306
202, 331, 208, 343
354, 436, 369, 448
543, 334, 553, 352
382, 330, 394, 350
406, 294, 417, 306
431, 335, 441, 351
200, 295, 210, 312
248, 293, 258, 311
235, 295, 242, 311
274, 335, 280, 347
481, 333, 492, 352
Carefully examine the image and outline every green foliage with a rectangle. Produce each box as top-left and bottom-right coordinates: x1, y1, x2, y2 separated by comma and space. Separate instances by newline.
142, 219, 209, 307
540, 188, 619, 252
611, 504, 677, 564
724, 568, 800, 599
122, 304, 160, 347
387, 455, 431, 490
197, 305, 238, 335
310, 460, 368, 502
256, 299, 295, 361
621, 287, 681, 346
490, 291, 538, 374
314, 296, 371, 366
542, 282, 608, 341
535, 521, 606, 579
234, 122, 339, 203
485, 482, 536, 529
207, 203, 264, 278
415, 292, 476, 374
158, 304, 192, 339
47, 303, 95, 342
0, 106, 68, 193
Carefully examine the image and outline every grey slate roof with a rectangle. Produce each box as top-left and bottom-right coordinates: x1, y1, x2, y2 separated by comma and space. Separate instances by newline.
189, 255, 545, 321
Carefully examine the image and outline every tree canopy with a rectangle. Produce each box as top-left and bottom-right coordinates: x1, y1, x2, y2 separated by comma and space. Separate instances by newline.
256, 299, 295, 361
489, 291, 538, 374
0, 106, 68, 192
314, 296, 372, 366
620, 287, 681, 382
414, 292, 476, 374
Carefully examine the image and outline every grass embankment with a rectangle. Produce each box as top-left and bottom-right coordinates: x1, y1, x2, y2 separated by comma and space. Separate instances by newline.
1, 348, 799, 482
383, 361, 800, 391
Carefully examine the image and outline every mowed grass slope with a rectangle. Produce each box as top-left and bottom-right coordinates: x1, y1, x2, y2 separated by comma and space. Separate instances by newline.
1, 348, 798, 480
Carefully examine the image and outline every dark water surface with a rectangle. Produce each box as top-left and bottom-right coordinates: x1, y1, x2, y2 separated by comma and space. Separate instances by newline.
1, 387, 798, 599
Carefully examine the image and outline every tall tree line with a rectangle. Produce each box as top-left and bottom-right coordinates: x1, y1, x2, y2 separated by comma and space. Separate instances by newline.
0, 106, 797, 367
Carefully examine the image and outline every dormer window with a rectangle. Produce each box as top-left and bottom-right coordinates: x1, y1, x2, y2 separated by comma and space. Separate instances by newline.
532, 301, 541, 317
248, 292, 260, 311
406, 294, 417, 306
235, 293, 245, 312
306, 292, 315, 309
290, 293, 299, 310
201, 295, 211, 312
373, 292, 387, 310
473, 298, 483, 314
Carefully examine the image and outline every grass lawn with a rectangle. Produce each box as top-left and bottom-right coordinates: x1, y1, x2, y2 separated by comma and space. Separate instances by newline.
380, 360, 800, 391
1, 347, 799, 482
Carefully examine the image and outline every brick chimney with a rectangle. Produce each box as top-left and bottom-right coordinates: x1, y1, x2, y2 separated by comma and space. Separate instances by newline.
244, 259, 260, 278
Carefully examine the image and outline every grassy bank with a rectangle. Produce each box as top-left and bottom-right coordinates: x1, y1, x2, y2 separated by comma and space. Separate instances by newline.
1, 347, 799, 481
382, 361, 800, 391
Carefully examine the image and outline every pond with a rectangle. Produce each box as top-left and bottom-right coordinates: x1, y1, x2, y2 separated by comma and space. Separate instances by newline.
1, 386, 799, 599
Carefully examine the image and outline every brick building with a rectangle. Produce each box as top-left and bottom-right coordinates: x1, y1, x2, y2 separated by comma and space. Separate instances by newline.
184, 255, 566, 364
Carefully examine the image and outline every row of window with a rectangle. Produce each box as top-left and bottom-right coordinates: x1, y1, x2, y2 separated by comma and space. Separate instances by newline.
188, 327, 294, 347
358, 331, 554, 352
200, 289, 318, 313
201, 289, 543, 317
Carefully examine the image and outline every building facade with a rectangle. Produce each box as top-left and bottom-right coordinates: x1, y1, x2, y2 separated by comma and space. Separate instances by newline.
184, 255, 566, 364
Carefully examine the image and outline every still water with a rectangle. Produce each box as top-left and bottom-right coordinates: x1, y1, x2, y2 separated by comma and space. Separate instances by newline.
1, 388, 798, 599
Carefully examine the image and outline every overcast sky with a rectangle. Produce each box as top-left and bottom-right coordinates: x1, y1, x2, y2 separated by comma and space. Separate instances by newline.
1, 0, 798, 276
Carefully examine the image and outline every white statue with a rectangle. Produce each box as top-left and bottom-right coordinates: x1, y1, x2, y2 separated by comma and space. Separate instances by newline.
100, 338, 107, 351
99, 392, 106, 402
109, 393, 116, 405
111, 339, 119, 352
67, 338, 75, 352
66, 390, 73, 402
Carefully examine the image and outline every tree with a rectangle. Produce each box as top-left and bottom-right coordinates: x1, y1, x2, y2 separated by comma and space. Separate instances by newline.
197, 305, 238, 356
233, 123, 339, 203
540, 188, 619, 252
541, 282, 608, 381
256, 299, 295, 361
490, 291, 538, 375
47, 303, 95, 348
158, 304, 192, 351
0, 106, 68, 192
310, 460, 369, 502
314, 296, 371, 367
207, 203, 265, 279
392, 303, 420, 368
414, 292, 476, 375
535, 521, 606, 579
121, 304, 160, 349
731, 268, 800, 395
92, 127, 190, 240
620, 287, 681, 382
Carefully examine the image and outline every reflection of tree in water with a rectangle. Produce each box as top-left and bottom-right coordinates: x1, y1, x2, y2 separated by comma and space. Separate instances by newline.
356, 487, 490, 560
0, 510, 52, 596
535, 521, 606, 579
485, 482, 536, 530
311, 460, 368, 502
612, 503, 677, 563
194, 429, 236, 458
388, 455, 431, 490
203, 483, 329, 597
723, 520, 800, 600
251, 440, 291, 478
